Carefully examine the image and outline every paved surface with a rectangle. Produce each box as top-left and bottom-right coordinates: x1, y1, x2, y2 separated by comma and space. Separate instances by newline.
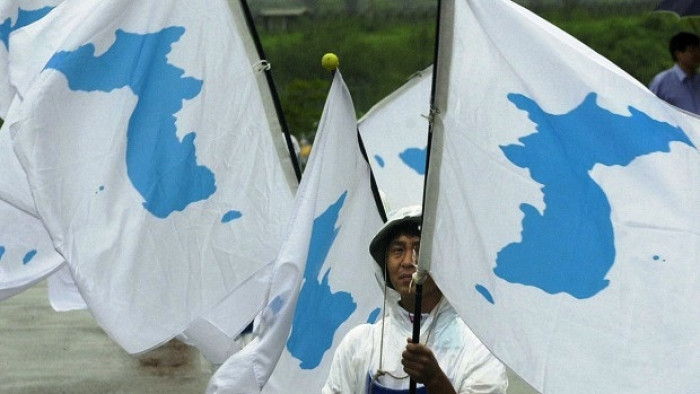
0, 281, 539, 393
0, 281, 211, 394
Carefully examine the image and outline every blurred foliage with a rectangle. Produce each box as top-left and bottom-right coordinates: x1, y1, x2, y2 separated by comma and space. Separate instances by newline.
260, 17, 435, 140
257, 5, 695, 140
544, 10, 693, 86
280, 78, 330, 135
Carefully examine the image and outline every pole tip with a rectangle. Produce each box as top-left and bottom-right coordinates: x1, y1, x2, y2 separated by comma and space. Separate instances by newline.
321, 53, 339, 71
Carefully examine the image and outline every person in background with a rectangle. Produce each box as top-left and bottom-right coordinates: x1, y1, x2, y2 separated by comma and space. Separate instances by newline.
649, 31, 700, 114
322, 206, 508, 394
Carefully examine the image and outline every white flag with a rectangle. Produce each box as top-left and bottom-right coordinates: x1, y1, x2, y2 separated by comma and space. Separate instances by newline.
9, 0, 297, 354
263, 79, 386, 393
208, 71, 384, 394
358, 66, 431, 211
420, 1, 700, 393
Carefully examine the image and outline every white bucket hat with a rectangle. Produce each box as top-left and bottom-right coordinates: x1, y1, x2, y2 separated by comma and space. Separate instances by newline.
369, 205, 422, 280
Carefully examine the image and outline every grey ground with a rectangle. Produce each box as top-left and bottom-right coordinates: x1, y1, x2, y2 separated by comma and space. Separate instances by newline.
0, 281, 539, 393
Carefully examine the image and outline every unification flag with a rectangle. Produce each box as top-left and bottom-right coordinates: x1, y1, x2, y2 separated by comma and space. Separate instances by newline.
419, 0, 699, 393
358, 67, 431, 211
8, 0, 297, 354
208, 71, 384, 394
262, 76, 386, 393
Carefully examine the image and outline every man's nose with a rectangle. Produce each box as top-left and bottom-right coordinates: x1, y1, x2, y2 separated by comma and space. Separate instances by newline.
400, 248, 417, 266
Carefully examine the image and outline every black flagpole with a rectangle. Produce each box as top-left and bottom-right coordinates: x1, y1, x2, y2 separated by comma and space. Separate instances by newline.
238, 0, 302, 182
409, 0, 443, 392
357, 126, 388, 223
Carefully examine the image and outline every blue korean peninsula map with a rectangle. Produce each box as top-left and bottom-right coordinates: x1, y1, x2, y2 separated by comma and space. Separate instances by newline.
287, 192, 359, 369
488, 92, 695, 300
44, 27, 216, 218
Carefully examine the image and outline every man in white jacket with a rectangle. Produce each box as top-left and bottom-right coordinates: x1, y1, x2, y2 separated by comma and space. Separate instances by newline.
323, 206, 508, 394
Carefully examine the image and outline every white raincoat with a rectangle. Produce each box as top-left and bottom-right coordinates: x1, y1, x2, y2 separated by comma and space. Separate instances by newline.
322, 289, 508, 394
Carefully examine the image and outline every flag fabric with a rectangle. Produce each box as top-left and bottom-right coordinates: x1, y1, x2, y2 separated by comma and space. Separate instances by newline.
262, 79, 386, 393
7, 0, 297, 354
419, 0, 699, 393
208, 70, 384, 394
0, 110, 66, 301
0, 1, 69, 302
358, 66, 431, 211
46, 265, 87, 311
0, 193, 64, 301
0, 0, 64, 118
178, 262, 276, 365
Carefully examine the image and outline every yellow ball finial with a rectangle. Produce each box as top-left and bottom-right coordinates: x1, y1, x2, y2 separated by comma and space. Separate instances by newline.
321, 53, 339, 71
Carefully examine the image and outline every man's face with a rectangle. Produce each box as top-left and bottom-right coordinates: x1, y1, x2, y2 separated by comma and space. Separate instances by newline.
385, 233, 421, 296
676, 44, 700, 71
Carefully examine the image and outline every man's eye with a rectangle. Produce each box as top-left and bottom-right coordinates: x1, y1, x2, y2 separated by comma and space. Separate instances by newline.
390, 247, 404, 255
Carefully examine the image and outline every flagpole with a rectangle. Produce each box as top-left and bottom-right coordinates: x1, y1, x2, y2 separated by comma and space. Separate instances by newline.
356, 128, 388, 222
410, 0, 443, 392
238, 0, 302, 182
